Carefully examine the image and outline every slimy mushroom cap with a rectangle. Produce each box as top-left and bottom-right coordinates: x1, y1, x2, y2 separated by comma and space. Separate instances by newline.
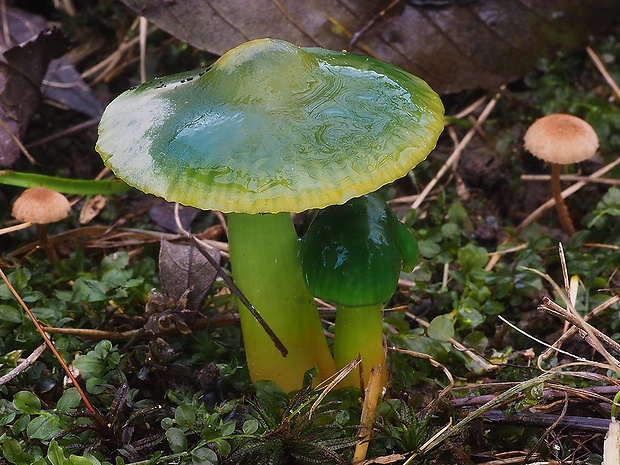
96, 38, 444, 214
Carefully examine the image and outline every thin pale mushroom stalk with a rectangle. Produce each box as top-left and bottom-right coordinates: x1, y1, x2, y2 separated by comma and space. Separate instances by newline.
524, 113, 599, 236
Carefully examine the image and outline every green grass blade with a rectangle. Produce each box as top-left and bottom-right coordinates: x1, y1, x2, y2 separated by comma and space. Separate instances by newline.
0, 171, 131, 195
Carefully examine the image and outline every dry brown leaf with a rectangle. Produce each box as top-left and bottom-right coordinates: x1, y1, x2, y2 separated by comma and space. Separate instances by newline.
120, 0, 619, 93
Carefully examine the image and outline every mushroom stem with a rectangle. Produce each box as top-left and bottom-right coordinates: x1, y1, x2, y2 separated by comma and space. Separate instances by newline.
227, 212, 335, 392
36, 224, 58, 266
334, 304, 386, 387
550, 163, 576, 236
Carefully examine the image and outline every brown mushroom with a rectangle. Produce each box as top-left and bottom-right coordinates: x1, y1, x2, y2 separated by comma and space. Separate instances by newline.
12, 187, 71, 264
523, 114, 599, 236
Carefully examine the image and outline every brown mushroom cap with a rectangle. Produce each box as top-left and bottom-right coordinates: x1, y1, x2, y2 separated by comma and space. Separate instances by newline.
524, 114, 599, 164
12, 187, 71, 224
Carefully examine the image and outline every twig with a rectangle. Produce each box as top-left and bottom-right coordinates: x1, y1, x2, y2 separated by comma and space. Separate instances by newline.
539, 297, 620, 356
25, 118, 99, 150
521, 173, 620, 186
42, 312, 239, 341
410, 87, 503, 211
527, 246, 620, 377
0, 343, 46, 385
518, 155, 620, 230
452, 384, 620, 408
0, 267, 99, 416
483, 409, 610, 433
169, 203, 288, 358
523, 392, 569, 462
541, 296, 619, 361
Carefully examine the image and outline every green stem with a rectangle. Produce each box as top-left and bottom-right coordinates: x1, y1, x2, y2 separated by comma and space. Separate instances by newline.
227, 212, 335, 392
333, 304, 385, 387
0, 170, 130, 195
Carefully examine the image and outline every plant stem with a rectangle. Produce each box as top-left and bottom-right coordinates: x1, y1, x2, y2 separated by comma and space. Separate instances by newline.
333, 304, 385, 387
227, 212, 335, 392
550, 163, 576, 236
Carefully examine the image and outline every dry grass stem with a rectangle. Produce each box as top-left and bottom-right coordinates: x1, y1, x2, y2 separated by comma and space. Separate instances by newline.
390, 346, 454, 413
540, 295, 620, 362
409, 87, 504, 211
521, 173, 620, 186
0, 118, 37, 164
453, 95, 487, 119
539, 297, 620, 356
408, 372, 558, 460
485, 242, 530, 271
497, 313, 586, 362
528, 245, 620, 377
587, 46, 620, 100
139, 16, 148, 83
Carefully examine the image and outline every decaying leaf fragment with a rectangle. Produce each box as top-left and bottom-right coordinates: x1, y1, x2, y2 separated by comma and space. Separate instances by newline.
158, 239, 220, 312
120, 0, 619, 93
0, 28, 67, 166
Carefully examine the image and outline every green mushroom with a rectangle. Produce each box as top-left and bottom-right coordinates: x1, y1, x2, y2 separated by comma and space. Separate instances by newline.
95, 38, 443, 392
300, 194, 419, 387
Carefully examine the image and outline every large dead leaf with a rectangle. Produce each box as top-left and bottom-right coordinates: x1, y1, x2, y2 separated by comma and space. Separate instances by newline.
120, 0, 619, 93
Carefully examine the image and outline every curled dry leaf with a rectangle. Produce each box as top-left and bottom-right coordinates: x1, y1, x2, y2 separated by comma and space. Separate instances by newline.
120, 0, 619, 93
79, 195, 108, 225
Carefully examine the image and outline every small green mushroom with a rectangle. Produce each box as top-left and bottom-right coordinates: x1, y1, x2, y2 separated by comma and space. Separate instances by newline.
300, 194, 419, 387
95, 38, 443, 392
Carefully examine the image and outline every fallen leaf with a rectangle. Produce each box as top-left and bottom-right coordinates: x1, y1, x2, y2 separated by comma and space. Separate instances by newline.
0, 6, 103, 166
0, 27, 68, 166
158, 239, 220, 311
79, 195, 107, 225
120, 0, 619, 93
42, 56, 104, 118
149, 198, 200, 233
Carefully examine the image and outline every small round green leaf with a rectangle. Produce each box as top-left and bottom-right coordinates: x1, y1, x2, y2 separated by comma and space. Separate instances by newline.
191, 447, 218, 465
242, 418, 260, 434
13, 391, 41, 414
1, 437, 24, 463
166, 427, 188, 453
56, 388, 82, 414
174, 404, 196, 428
28, 415, 62, 441
427, 315, 455, 342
